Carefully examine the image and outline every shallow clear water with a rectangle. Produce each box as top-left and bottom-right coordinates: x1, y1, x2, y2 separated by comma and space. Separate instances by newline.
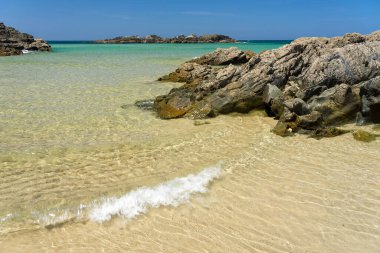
0, 41, 288, 232
1, 42, 380, 252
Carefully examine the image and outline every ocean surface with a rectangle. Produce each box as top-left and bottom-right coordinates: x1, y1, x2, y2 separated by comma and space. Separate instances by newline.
1, 41, 380, 252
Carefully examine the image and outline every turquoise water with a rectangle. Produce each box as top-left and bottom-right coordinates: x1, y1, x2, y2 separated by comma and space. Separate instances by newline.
0, 41, 289, 234
0, 41, 289, 155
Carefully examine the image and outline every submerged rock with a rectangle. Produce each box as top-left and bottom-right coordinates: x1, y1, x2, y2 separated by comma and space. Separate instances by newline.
352, 130, 377, 142
152, 30, 380, 137
0, 22, 51, 56
193, 120, 211, 126
134, 99, 155, 110
309, 127, 350, 139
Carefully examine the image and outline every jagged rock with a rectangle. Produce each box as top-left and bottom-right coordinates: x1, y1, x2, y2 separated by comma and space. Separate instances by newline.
95, 34, 237, 44
152, 30, 380, 137
158, 48, 254, 85
306, 83, 360, 124
284, 98, 310, 116
298, 111, 323, 129
263, 84, 284, 117
191, 47, 254, 65
0, 22, 51, 56
158, 63, 213, 85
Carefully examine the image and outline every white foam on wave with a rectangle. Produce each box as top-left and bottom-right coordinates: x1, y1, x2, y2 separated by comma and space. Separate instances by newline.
89, 165, 222, 223
0, 213, 14, 223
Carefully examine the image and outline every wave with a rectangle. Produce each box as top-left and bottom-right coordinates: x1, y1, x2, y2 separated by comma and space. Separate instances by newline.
89, 165, 222, 223
1, 165, 222, 232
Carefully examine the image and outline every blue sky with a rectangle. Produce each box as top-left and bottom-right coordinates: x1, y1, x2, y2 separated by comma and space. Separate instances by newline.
1, 0, 379, 40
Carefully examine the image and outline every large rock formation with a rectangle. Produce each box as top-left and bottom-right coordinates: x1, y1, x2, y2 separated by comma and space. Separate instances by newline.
152, 31, 380, 136
95, 34, 237, 44
0, 22, 51, 56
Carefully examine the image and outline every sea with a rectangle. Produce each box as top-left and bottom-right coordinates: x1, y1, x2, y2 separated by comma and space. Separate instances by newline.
1, 41, 380, 252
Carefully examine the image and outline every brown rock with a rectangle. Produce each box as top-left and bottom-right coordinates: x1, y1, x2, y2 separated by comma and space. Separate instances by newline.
0, 22, 51, 56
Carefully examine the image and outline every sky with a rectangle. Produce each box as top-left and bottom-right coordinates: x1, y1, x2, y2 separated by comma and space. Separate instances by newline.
1, 0, 379, 40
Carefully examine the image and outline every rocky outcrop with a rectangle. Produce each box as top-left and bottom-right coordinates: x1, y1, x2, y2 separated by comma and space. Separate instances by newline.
152, 30, 380, 136
95, 34, 237, 44
0, 22, 51, 56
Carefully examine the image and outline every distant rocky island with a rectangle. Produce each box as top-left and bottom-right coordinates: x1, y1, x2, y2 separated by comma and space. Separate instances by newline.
0, 22, 51, 56
95, 34, 237, 44
139, 30, 380, 140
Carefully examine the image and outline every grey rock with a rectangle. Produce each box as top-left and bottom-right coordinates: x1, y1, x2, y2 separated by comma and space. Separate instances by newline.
263, 84, 282, 104
153, 30, 380, 136
134, 99, 155, 110
307, 83, 360, 124
284, 98, 310, 116
263, 84, 284, 117
359, 76, 380, 123
191, 47, 254, 65
298, 111, 323, 129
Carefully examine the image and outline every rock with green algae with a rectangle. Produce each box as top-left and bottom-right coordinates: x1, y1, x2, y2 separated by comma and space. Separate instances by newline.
352, 130, 378, 142
271, 121, 296, 137
309, 127, 350, 139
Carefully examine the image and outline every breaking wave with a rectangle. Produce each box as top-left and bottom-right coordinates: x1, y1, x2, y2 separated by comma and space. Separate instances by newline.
89, 165, 222, 223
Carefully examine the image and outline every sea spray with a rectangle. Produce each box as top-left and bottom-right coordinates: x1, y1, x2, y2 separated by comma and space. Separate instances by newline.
89, 165, 222, 223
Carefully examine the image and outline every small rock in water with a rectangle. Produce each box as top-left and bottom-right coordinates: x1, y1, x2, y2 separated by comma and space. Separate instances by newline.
194, 120, 211, 126
134, 99, 155, 110
310, 127, 349, 139
352, 130, 377, 142
121, 100, 155, 110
